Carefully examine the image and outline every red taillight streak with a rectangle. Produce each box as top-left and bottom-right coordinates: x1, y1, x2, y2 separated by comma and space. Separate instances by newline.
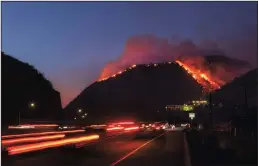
124, 127, 139, 131
7, 135, 99, 155
2, 130, 85, 139
2, 134, 65, 146
107, 127, 124, 131
111, 122, 135, 125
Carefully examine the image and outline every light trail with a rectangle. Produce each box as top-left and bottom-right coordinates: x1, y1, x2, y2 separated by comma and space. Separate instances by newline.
7, 134, 99, 155
2, 130, 85, 139
107, 127, 124, 131
8, 124, 58, 129
124, 126, 139, 131
2, 134, 65, 146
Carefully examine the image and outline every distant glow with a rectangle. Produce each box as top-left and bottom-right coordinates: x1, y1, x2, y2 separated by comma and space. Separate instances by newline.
7, 134, 99, 155
78, 109, 82, 113
2, 134, 65, 146
2, 130, 84, 139
182, 104, 194, 111
74, 117, 76, 120
192, 100, 208, 105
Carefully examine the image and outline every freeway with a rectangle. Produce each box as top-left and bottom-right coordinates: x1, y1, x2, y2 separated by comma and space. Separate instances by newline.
2, 131, 185, 166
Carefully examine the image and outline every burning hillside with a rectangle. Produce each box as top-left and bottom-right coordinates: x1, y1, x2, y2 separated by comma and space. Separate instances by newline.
98, 35, 250, 91
175, 60, 220, 91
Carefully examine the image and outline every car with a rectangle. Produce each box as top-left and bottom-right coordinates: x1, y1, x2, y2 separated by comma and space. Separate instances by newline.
152, 122, 166, 131
135, 122, 162, 138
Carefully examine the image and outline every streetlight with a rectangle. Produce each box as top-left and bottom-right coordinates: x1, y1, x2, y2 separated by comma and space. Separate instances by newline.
18, 101, 36, 125
84, 113, 87, 116
74, 117, 76, 120
82, 115, 85, 118
29, 102, 36, 108
78, 109, 82, 113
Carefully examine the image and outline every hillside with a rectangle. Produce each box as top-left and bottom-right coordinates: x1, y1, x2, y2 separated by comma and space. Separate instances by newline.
2, 52, 62, 126
64, 62, 203, 123
209, 68, 257, 132
211, 68, 257, 109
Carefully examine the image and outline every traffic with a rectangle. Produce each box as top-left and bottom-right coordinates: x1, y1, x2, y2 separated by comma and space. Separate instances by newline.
2, 121, 188, 157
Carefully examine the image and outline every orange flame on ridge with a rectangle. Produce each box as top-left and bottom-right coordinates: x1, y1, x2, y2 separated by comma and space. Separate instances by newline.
175, 60, 221, 91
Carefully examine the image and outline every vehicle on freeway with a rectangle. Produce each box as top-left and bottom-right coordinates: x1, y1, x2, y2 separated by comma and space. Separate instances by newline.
106, 121, 139, 132
56, 125, 81, 131
135, 122, 164, 138
152, 122, 167, 131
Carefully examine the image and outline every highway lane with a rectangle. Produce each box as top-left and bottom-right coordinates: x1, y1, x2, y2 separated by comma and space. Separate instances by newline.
111, 131, 184, 166
2, 131, 185, 166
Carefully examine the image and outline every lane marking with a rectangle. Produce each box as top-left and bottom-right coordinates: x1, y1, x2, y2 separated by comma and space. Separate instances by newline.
110, 132, 167, 166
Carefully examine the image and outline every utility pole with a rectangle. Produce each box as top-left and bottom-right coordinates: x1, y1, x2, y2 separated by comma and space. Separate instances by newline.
18, 111, 20, 125
244, 80, 248, 113
209, 91, 213, 130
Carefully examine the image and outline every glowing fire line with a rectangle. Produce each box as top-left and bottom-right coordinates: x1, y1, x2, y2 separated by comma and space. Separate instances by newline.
176, 60, 221, 90
98, 60, 221, 91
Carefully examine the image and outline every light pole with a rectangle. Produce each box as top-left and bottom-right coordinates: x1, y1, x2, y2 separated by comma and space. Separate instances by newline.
209, 92, 213, 130
19, 101, 36, 125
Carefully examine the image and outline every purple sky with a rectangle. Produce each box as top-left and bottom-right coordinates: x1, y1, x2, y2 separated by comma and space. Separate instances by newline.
2, 2, 257, 107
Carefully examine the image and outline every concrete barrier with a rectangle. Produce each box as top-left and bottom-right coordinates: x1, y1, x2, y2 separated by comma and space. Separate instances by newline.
184, 133, 192, 166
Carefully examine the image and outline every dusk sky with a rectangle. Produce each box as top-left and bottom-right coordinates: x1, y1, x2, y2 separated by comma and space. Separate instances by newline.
2, 2, 257, 107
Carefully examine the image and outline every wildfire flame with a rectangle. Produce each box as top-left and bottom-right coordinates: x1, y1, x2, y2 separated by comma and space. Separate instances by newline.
98, 64, 138, 82
175, 60, 221, 91
98, 60, 223, 92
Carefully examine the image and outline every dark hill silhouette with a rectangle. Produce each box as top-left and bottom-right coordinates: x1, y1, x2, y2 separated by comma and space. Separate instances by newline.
212, 68, 257, 109
2, 52, 62, 126
207, 68, 257, 132
64, 62, 203, 123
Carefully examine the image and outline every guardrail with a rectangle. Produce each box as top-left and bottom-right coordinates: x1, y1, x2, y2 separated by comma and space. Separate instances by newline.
184, 133, 192, 166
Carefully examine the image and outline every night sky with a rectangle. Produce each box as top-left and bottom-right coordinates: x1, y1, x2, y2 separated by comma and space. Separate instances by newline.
2, 2, 257, 107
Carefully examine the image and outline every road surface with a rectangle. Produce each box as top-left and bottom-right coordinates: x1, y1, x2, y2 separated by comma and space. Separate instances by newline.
2, 131, 185, 166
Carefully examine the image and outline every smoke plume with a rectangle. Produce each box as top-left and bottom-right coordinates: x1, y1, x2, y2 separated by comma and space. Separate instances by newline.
99, 35, 252, 88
